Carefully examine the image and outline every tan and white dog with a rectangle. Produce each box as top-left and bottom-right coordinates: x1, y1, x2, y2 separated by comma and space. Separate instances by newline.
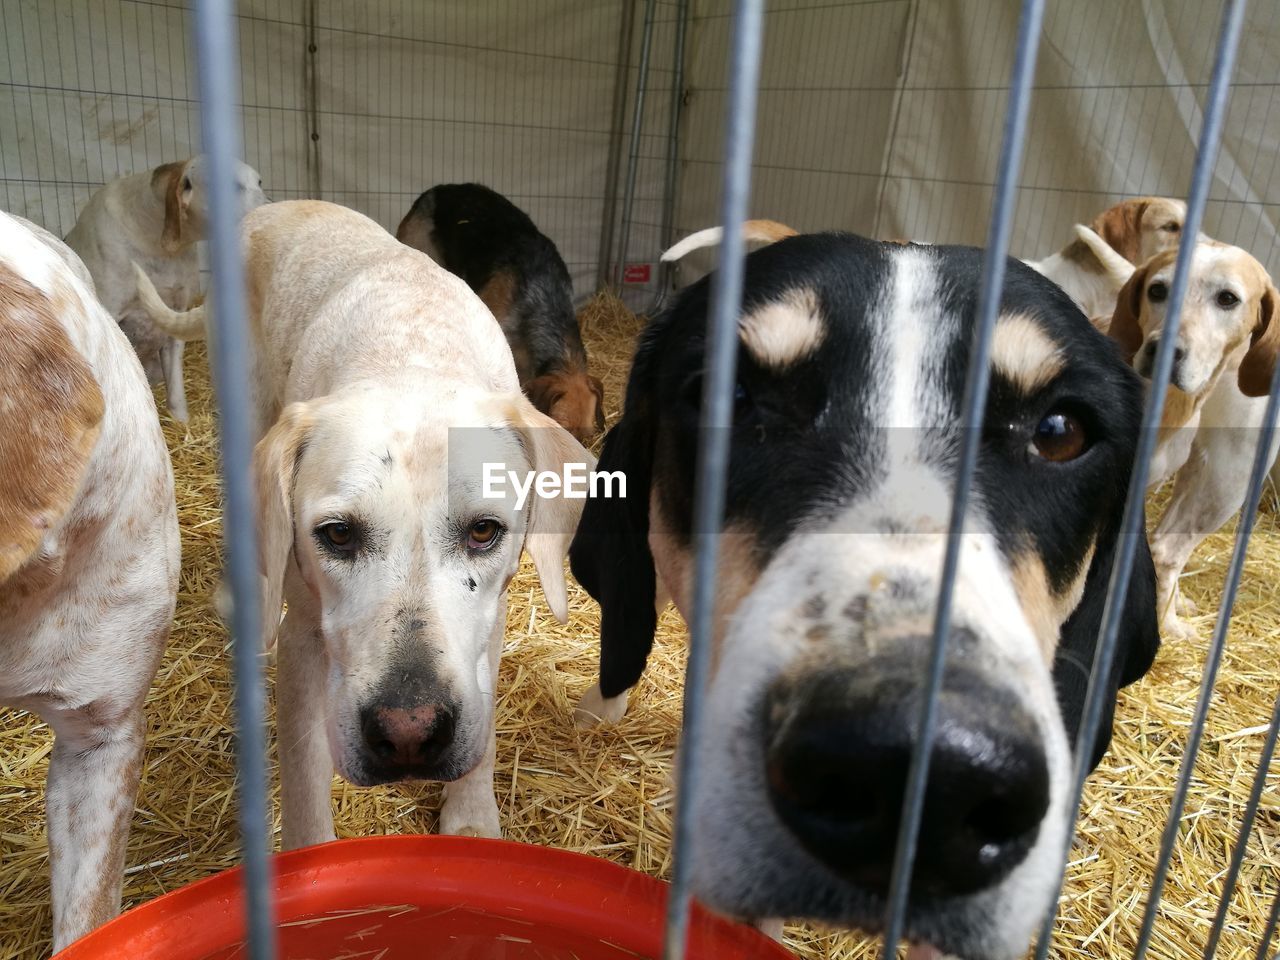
65, 156, 266, 423
0, 212, 180, 950
1026, 197, 1195, 324
133, 199, 590, 848
1106, 242, 1280, 639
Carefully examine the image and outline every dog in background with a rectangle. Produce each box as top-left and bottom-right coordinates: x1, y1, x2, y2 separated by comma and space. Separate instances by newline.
0, 211, 179, 950
397, 183, 605, 444
1025, 197, 1196, 324
1106, 241, 1279, 639
65, 155, 266, 423
572, 223, 1158, 960
133, 199, 590, 848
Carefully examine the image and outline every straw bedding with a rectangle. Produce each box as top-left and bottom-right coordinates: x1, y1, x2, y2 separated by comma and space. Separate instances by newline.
1, 291, 1277, 960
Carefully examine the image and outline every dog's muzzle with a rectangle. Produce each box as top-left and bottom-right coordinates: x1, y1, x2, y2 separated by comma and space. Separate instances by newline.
763, 639, 1050, 899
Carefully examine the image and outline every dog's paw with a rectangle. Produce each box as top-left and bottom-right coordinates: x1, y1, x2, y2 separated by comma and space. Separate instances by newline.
574, 683, 628, 729
440, 791, 501, 840
1161, 612, 1200, 642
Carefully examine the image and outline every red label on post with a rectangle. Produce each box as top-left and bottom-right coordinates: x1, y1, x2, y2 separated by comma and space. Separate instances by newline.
623, 263, 652, 284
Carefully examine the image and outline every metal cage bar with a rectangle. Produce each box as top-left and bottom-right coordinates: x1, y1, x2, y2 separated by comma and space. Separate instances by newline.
615, 0, 658, 289
1034, 3, 1250, 956
879, 0, 1045, 954
191, 1, 277, 957
644, 0, 690, 315
1257, 884, 1280, 960
1203, 686, 1280, 959
661, 2, 766, 960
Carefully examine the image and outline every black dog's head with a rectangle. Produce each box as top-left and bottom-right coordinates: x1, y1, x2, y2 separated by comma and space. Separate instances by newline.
570, 233, 1158, 959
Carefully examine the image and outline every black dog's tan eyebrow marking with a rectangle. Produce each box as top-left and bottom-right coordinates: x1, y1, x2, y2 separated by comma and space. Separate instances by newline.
739, 288, 825, 370
991, 312, 1064, 393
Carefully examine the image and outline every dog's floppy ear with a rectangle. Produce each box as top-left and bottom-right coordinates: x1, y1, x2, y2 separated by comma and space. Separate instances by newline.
153, 159, 192, 253
0, 266, 104, 581
568, 337, 661, 700
508, 400, 594, 623
1238, 280, 1280, 398
1107, 260, 1153, 363
1053, 512, 1159, 772
253, 401, 313, 651
1090, 199, 1149, 265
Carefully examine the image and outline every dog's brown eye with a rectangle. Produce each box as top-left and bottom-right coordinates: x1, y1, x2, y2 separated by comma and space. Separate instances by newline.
1162, 222, 1181, 233
468, 519, 502, 550
1032, 412, 1087, 463
1216, 290, 1240, 309
1148, 281, 1169, 303
316, 521, 357, 553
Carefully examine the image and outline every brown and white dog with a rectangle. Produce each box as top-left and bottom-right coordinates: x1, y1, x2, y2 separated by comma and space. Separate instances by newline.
1026, 197, 1196, 324
1105, 241, 1279, 639
64, 156, 266, 423
0, 212, 180, 950
397, 183, 605, 444
133, 199, 590, 848
572, 225, 1158, 959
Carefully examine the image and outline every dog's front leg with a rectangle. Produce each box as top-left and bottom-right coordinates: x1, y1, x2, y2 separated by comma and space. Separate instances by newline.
277, 608, 337, 850
43, 702, 145, 952
440, 596, 503, 839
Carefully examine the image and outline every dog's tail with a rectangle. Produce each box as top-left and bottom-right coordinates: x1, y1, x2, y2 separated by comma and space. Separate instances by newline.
660, 219, 799, 263
1072, 224, 1135, 283
131, 261, 208, 341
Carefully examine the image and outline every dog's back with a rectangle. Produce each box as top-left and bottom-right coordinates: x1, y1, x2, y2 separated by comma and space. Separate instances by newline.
241, 200, 520, 416
397, 185, 604, 442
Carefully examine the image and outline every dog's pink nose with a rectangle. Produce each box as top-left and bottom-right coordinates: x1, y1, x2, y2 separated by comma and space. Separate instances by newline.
360, 703, 455, 771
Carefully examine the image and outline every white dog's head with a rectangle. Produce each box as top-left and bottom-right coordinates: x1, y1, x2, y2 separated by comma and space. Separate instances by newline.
255, 377, 588, 785
1109, 242, 1279, 399
152, 155, 267, 253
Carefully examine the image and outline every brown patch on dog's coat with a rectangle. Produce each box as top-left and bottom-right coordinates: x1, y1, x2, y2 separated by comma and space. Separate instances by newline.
1089, 197, 1184, 266
0, 265, 105, 580
1011, 544, 1095, 663
739, 289, 825, 371
991, 313, 1064, 394
525, 368, 606, 444
152, 160, 192, 253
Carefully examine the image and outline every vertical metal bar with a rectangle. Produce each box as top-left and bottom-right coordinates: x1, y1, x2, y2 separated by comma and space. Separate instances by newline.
879, 0, 1045, 954
615, 0, 658, 289
662, 2, 764, 959
1034, 3, 1248, 956
191, 2, 276, 957
645, 0, 690, 314
1257, 884, 1280, 960
1203, 686, 1280, 959
596, 0, 637, 291
1134, 335, 1280, 955
303, 0, 321, 199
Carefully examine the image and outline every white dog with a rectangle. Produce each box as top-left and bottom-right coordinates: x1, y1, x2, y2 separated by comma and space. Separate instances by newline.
65, 156, 266, 422
1106, 242, 1279, 639
0, 211, 179, 950
133, 199, 590, 848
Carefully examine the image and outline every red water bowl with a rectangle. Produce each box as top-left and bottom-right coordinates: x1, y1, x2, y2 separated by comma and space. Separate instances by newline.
56, 836, 791, 960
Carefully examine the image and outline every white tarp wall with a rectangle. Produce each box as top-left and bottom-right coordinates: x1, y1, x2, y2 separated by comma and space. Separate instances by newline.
0, 0, 677, 302
674, 0, 1280, 285
3, 1, 1277, 303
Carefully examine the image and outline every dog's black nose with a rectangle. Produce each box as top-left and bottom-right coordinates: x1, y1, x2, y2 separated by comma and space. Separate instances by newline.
764, 657, 1049, 898
360, 702, 456, 771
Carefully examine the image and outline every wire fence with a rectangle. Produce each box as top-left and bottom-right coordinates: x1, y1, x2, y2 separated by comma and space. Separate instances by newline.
2, 1, 1279, 959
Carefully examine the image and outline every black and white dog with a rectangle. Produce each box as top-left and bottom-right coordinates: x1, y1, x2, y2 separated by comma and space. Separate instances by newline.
569, 231, 1159, 960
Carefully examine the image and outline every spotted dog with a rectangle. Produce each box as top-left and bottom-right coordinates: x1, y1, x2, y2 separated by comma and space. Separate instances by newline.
569, 231, 1159, 960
